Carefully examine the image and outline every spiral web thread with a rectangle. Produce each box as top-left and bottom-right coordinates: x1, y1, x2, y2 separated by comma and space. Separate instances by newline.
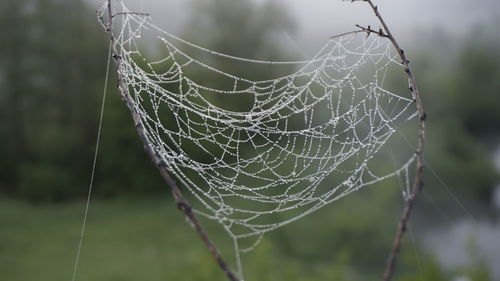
100, 1, 418, 274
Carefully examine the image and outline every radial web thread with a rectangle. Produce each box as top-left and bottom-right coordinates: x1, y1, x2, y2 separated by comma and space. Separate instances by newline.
99, 1, 418, 276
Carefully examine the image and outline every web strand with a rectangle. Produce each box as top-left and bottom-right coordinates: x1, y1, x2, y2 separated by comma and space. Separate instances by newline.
98, 2, 419, 276
71, 41, 112, 281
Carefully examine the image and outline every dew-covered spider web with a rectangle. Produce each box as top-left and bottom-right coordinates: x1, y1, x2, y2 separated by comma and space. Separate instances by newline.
99, 1, 418, 276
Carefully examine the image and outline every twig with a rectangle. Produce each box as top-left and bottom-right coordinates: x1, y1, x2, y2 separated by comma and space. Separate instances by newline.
354, 24, 389, 38
357, 1, 427, 280
112, 12, 150, 18
330, 25, 388, 39
330, 30, 366, 39
104, 1, 239, 281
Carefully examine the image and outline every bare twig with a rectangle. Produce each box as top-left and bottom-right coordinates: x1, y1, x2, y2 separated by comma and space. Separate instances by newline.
354, 24, 389, 38
330, 25, 388, 39
112, 12, 150, 18
357, 1, 427, 280
104, 1, 239, 281
330, 29, 366, 39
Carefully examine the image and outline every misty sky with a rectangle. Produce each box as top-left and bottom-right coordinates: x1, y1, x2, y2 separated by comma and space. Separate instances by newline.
102, 1, 499, 42
89, 0, 500, 55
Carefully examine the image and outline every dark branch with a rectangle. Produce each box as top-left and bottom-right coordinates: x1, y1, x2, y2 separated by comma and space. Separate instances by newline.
356, 1, 427, 281
104, 1, 239, 281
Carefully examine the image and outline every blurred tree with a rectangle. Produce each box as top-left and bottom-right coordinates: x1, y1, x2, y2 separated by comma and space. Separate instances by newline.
0, 0, 109, 200
0, 0, 298, 201
0, 0, 165, 200
416, 35, 500, 203
1, 0, 497, 209
453, 40, 500, 140
185, 0, 296, 61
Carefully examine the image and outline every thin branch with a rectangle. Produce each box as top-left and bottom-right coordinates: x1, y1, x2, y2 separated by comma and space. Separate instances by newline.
112, 12, 150, 18
354, 24, 389, 38
330, 25, 388, 39
330, 29, 365, 39
359, 1, 427, 281
104, 1, 239, 281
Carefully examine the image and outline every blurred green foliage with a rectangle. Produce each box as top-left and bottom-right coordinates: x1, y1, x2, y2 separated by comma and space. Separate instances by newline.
185, 0, 296, 62
0, 196, 494, 281
0, 0, 166, 200
0, 0, 498, 280
0, 0, 497, 203
414, 36, 500, 204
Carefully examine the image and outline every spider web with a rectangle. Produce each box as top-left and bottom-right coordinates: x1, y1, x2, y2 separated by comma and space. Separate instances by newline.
99, 1, 418, 276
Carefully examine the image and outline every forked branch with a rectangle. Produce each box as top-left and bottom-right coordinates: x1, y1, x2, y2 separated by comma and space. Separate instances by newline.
329, 25, 388, 39
104, 1, 239, 281
357, 1, 427, 280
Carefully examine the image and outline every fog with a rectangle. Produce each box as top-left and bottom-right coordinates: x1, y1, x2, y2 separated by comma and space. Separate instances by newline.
425, 220, 500, 279
89, 0, 500, 54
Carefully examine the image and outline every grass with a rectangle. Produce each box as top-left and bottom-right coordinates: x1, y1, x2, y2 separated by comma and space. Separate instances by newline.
1, 196, 240, 281
0, 189, 456, 281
